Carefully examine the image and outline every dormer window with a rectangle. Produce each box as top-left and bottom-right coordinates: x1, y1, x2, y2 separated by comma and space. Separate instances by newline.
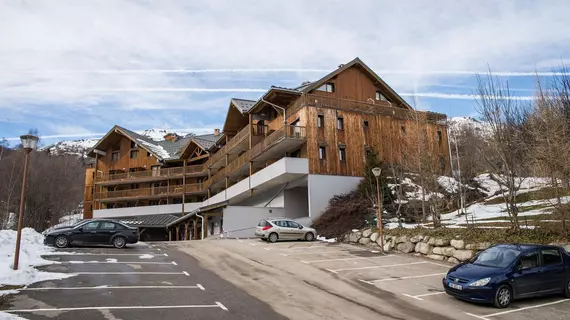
376, 91, 388, 101
317, 83, 335, 93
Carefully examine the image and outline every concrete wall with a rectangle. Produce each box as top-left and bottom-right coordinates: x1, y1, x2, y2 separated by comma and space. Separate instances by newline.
222, 206, 285, 238
307, 174, 362, 221
284, 187, 309, 218
93, 202, 201, 218
236, 184, 285, 207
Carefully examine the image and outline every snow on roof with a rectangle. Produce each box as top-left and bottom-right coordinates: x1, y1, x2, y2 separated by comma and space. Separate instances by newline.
136, 138, 170, 160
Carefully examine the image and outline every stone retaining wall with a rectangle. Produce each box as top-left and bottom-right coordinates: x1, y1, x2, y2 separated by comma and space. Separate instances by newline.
344, 229, 570, 263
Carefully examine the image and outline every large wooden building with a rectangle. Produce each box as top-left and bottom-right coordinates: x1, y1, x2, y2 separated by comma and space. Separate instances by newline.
84, 58, 449, 240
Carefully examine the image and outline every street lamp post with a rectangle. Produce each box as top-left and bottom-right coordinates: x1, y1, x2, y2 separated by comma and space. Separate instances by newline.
13, 134, 38, 270
371, 167, 384, 253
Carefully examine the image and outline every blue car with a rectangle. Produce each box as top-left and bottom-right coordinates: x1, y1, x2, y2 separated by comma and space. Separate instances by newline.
443, 244, 570, 308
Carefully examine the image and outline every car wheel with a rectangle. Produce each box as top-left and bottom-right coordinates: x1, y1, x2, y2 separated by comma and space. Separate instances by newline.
565, 279, 570, 298
305, 232, 315, 241
494, 284, 512, 308
112, 236, 127, 249
268, 233, 278, 243
54, 235, 69, 248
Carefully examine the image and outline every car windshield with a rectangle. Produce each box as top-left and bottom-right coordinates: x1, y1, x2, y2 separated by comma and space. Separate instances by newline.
471, 246, 521, 268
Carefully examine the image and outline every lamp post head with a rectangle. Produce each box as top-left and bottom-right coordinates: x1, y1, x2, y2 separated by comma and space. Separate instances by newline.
20, 134, 39, 151
372, 167, 382, 177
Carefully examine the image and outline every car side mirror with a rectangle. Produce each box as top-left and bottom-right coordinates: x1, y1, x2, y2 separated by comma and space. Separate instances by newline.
298, 226, 303, 229
77, 227, 83, 232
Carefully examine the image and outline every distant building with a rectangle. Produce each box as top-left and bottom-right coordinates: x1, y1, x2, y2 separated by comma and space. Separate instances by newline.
84, 57, 449, 240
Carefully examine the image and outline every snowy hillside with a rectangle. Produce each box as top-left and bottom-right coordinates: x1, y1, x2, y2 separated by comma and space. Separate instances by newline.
447, 116, 490, 137
43, 129, 195, 157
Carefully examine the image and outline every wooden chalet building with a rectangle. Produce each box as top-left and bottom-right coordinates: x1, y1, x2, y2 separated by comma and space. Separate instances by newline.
84, 57, 449, 241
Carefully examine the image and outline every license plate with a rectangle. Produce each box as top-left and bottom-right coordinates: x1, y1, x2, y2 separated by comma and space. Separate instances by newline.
449, 282, 462, 290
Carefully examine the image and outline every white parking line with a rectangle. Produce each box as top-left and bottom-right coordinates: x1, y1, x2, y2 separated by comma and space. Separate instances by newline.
280, 250, 363, 256
327, 261, 428, 273
300, 255, 394, 264
183, 271, 190, 276
23, 285, 204, 291
6, 304, 229, 313
197, 284, 205, 291
171, 261, 178, 265
402, 292, 446, 301
364, 272, 447, 283
74, 272, 189, 275
465, 299, 570, 319
215, 302, 229, 311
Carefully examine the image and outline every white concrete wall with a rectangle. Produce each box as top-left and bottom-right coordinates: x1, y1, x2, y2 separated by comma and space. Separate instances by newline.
307, 174, 362, 221
222, 206, 285, 238
93, 202, 202, 218
236, 184, 285, 207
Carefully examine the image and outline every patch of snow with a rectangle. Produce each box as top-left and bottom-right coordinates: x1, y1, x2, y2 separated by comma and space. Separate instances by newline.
138, 254, 154, 259
0, 228, 75, 288
351, 229, 359, 232
316, 236, 337, 243
136, 139, 170, 160
437, 176, 460, 193
0, 311, 29, 319
106, 258, 118, 263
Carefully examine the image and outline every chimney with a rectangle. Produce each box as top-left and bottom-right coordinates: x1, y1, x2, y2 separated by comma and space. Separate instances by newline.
164, 133, 178, 142
214, 128, 220, 136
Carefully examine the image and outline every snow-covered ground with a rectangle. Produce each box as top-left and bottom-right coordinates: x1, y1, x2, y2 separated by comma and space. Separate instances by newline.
0, 228, 74, 292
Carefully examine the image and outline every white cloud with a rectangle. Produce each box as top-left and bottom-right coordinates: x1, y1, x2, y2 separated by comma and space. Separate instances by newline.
0, 0, 569, 127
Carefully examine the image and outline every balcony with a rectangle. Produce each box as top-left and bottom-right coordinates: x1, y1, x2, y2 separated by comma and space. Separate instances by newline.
205, 125, 307, 191
94, 183, 206, 202
95, 164, 206, 186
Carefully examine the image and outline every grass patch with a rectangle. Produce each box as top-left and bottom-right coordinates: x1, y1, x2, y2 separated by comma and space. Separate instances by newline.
485, 187, 570, 205
0, 285, 22, 307
385, 226, 569, 244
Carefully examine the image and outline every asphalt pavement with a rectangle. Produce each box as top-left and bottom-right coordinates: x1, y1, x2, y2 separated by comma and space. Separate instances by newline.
1, 242, 287, 320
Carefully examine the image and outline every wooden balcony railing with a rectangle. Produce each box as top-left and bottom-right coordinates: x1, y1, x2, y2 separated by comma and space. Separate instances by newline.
94, 183, 205, 200
251, 125, 306, 158
208, 124, 251, 166
95, 164, 207, 183
227, 149, 252, 174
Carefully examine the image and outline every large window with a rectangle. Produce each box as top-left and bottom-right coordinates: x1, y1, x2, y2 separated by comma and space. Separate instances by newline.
337, 117, 344, 130
317, 83, 334, 93
111, 152, 120, 162
130, 150, 139, 159
542, 249, 562, 266
339, 146, 346, 161
317, 115, 324, 128
376, 91, 388, 101
437, 130, 443, 146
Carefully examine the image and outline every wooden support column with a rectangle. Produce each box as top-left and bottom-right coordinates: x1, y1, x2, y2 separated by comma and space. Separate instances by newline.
207, 167, 212, 198
168, 229, 172, 241
182, 159, 186, 215
193, 217, 198, 240
225, 154, 229, 191
184, 222, 189, 240
176, 225, 180, 241
248, 113, 254, 197
203, 214, 209, 238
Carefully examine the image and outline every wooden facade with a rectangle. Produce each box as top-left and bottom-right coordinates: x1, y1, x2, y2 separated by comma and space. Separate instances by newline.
84, 57, 449, 221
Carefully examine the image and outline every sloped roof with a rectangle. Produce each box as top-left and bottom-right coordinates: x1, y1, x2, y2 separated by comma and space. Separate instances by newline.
230, 98, 256, 114
192, 133, 218, 150
117, 126, 191, 161
116, 214, 179, 228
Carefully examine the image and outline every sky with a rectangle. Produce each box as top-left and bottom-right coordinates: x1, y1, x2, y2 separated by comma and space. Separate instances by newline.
1, 0, 570, 145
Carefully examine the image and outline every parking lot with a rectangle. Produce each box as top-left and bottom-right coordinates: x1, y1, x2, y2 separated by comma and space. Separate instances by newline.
207, 238, 570, 320
0, 242, 286, 320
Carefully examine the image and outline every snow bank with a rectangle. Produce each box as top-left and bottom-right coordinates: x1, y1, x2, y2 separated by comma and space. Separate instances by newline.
0, 228, 74, 289
316, 236, 337, 243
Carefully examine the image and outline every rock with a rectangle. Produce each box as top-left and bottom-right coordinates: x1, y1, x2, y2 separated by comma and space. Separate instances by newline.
434, 238, 450, 247
432, 247, 443, 255
397, 241, 415, 253
426, 254, 446, 261
370, 232, 379, 243
383, 242, 391, 252
366, 242, 379, 249
447, 257, 460, 264
453, 249, 474, 262
362, 229, 373, 238
423, 236, 431, 243
415, 242, 432, 255
396, 236, 410, 244
465, 242, 492, 250
359, 237, 371, 245
427, 237, 436, 245
450, 239, 465, 250
348, 231, 361, 243
441, 247, 457, 257
410, 235, 424, 243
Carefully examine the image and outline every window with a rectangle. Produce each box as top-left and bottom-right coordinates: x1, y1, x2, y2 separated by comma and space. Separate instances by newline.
130, 183, 140, 189
339, 146, 346, 161
363, 120, 369, 128
149, 200, 159, 206
317, 83, 334, 93
82, 221, 99, 231
518, 251, 539, 270
337, 117, 344, 130
130, 150, 139, 159
376, 91, 387, 101
439, 156, 446, 171
273, 220, 288, 228
287, 221, 302, 228
401, 126, 406, 136
130, 141, 136, 148
542, 249, 562, 266
318, 146, 326, 160
147, 151, 151, 157
99, 222, 116, 230
317, 114, 324, 128
437, 130, 443, 145
111, 152, 120, 162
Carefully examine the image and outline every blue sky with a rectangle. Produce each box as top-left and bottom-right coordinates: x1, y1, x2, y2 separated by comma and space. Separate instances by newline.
1, 0, 569, 145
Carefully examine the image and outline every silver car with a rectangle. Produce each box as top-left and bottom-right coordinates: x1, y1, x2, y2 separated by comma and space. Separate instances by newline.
255, 218, 316, 243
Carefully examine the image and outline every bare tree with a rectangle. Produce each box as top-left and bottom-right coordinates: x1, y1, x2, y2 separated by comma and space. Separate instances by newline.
475, 72, 530, 230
